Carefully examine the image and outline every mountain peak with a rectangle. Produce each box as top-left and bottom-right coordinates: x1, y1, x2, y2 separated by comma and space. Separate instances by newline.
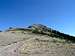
28, 24, 47, 29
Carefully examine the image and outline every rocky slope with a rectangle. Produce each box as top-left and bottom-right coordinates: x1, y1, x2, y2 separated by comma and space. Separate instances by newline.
0, 24, 75, 56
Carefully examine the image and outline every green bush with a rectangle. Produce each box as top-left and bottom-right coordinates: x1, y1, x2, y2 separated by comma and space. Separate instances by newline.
32, 29, 39, 33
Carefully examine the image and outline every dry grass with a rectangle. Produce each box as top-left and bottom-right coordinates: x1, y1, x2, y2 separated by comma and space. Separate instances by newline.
0, 31, 74, 56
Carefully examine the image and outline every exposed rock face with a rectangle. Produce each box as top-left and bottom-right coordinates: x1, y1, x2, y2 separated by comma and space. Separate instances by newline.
28, 24, 52, 32
0, 24, 75, 56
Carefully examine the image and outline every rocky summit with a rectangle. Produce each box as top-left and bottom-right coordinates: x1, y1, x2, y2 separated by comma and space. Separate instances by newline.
0, 24, 75, 56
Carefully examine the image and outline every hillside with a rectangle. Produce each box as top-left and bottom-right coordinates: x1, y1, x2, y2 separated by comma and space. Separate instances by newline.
0, 24, 75, 56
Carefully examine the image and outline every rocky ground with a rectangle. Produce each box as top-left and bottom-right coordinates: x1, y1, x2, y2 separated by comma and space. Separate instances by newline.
0, 31, 75, 56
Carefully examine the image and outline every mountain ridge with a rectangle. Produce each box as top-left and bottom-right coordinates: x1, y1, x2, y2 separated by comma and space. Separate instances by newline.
6, 24, 75, 42
0, 24, 75, 56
